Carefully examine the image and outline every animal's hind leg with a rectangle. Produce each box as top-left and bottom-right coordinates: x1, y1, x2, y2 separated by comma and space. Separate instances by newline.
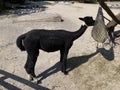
61, 42, 72, 75
24, 50, 39, 81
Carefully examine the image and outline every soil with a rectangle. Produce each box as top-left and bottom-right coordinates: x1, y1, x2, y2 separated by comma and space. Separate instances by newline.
0, 1, 120, 90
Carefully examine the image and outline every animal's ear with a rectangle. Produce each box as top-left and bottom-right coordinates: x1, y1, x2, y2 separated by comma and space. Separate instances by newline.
79, 17, 84, 21
79, 16, 95, 26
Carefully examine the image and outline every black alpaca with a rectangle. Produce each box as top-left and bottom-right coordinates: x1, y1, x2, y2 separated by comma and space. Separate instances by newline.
16, 16, 94, 81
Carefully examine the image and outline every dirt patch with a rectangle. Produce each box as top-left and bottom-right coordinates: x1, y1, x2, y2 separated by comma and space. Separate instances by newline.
0, 1, 120, 90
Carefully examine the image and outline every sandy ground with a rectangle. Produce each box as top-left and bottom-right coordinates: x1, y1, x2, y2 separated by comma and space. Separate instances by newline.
0, 1, 120, 90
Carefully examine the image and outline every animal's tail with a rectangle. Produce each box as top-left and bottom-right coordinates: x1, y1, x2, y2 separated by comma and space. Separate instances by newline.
16, 34, 26, 51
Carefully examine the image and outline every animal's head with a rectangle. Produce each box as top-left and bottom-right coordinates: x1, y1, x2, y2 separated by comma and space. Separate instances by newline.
79, 16, 95, 26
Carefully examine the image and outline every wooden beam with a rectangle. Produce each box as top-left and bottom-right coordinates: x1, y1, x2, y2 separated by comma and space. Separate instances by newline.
97, 0, 120, 24
106, 13, 120, 28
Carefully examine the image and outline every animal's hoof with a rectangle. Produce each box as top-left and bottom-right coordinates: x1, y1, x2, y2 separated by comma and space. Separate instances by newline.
61, 69, 68, 75
64, 71, 68, 75
32, 78, 39, 84
28, 74, 33, 81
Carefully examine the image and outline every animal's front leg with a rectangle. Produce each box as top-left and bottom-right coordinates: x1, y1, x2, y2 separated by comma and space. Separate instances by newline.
61, 49, 69, 75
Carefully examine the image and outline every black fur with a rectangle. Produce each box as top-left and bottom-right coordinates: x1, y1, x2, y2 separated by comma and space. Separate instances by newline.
79, 16, 95, 26
16, 16, 94, 79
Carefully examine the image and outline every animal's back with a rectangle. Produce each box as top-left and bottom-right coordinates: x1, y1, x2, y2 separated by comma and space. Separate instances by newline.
24, 29, 73, 52
26, 29, 73, 40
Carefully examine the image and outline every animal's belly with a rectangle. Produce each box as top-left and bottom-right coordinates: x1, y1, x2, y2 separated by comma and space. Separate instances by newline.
43, 46, 60, 52
40, 38, 64, 52
40, 44, 63, 52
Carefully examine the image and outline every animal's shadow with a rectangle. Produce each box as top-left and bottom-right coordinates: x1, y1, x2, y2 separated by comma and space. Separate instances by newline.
97, 47, 114, 61
37, 47, 114, 83
98, 29, 120, 60
37, 50, 99, 83
0, 70, 49, 90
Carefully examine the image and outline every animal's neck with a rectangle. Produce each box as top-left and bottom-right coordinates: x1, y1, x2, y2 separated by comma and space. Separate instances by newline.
72, 25, 88, 41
